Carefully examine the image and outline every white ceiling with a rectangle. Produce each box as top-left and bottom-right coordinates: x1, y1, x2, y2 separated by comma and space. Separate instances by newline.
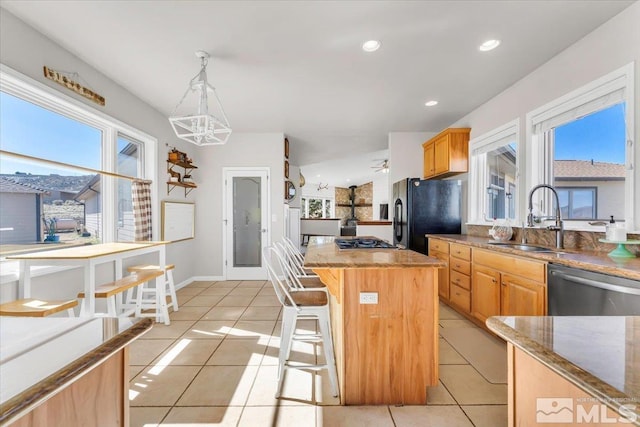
301, 149, 389, 188
1, 0, 633, 186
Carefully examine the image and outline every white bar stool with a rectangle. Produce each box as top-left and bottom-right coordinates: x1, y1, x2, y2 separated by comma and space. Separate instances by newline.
126, 264, 179, 312
263, 246, 339, 399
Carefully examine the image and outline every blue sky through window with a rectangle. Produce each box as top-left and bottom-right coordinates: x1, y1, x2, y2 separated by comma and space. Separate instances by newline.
0, 92, 101, 175
554, 103, 625, 164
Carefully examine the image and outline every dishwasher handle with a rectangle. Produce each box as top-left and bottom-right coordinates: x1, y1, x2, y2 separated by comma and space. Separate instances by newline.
550, 270, 640, 296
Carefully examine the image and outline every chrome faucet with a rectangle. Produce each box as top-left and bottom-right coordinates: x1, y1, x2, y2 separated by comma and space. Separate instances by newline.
527, 184, 564, 249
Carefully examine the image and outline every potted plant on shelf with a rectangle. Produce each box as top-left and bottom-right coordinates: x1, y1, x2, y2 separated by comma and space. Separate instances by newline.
43, 217, 60, 243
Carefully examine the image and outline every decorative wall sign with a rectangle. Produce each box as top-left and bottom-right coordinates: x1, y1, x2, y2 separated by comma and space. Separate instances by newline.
284, 160, 290, 178
284, 137, 289, 159
43, 66, 105, 106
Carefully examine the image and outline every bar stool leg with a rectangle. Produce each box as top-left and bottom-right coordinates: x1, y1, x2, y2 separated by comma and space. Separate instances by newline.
157, 276, 170, 325
317, 311, 339, 397
107, 296, 117, 317
166, 269, 179, 312
277, 308, 297, 398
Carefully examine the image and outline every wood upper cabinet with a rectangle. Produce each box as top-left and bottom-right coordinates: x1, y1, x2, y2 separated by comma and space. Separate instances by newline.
471, 264, 501, 323
428, 239, 450, 301
422, 128, 471, 179
423, 142, 436, 178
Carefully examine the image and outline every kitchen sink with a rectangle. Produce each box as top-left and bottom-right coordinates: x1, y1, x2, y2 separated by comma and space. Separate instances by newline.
488, 242, 555, 252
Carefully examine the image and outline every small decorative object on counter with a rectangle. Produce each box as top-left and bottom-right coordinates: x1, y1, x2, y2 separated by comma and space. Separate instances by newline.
606, 216, 627, 242
489, 220, 513, 242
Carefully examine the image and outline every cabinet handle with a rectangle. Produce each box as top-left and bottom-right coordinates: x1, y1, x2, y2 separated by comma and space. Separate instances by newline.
491, 278, 497, 283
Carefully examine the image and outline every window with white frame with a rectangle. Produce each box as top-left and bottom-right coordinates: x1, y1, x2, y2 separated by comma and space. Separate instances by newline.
301, 197, 334, 219
469, 120, 519, 224
0, 65, 157, 257
527, 63, 634, 229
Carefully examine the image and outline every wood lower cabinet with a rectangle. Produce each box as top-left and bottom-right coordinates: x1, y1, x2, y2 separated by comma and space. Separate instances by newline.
471, 264, 501, 322
422, 128, 471, 179
449, 243, 471, 313
472, 248, 547, 323
501, 273, 545, 316
428, 239, 450, 300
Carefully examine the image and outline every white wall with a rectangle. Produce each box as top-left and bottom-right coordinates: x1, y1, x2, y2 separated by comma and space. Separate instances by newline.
302, 183, 336, 199
372, 174, 389, 220
287, 164, 302, 209
0, 9, 197, 287
449, 2, 640, 228
193, 132, 284, 278
387, 132, 437, 204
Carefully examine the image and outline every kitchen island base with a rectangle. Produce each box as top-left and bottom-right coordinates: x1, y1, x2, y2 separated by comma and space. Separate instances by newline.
314, 266, 439, 405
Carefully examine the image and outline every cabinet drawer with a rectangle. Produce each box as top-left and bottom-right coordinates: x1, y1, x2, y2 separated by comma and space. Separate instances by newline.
429, 239, 449, 255
450, 258, 471, 275
449, 284, 471, 313
450, 243, 471, 261
450, 270, 471, 291
473, 249, 546, 283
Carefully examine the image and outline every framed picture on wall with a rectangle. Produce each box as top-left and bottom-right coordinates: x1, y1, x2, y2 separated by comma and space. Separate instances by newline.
284, 137, 289, 159
285, 160, 289, 178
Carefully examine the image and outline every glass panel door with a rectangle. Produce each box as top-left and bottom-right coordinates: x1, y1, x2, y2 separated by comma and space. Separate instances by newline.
233, 176, 262, 267
224, 168, 269, 280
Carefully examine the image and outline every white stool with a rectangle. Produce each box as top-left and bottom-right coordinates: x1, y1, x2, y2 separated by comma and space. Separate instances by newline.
126, 264, 179, 312
263, 246, 339, 399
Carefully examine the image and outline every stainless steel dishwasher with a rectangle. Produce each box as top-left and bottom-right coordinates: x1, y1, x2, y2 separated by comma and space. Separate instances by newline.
547, 263, 640, 315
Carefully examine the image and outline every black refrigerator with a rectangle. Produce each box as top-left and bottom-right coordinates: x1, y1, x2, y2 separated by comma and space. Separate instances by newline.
392, 178, 461, 254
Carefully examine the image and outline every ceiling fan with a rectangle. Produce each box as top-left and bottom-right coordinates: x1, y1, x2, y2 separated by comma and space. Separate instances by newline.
371, 159, 390, 174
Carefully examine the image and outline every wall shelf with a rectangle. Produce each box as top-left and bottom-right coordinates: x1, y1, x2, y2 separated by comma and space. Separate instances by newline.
167, 157, 198, 197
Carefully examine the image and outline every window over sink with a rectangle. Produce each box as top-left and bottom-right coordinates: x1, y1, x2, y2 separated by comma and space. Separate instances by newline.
469, 119, 520, 225
527, 63, 633, 229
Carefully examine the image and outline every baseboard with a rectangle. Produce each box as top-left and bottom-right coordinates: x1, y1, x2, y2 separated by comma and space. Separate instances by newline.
175, 276, 225, 290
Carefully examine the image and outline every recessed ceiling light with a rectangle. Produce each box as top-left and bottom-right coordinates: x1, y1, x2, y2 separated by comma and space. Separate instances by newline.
316, 174, 321, 178
346, 179, 351, 182
425, 100, 438, 107
362, 40, 381, 52
479, 39, 501, 52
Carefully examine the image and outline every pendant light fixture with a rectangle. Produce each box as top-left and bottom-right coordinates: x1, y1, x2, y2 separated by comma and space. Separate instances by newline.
169, 51, 232, 146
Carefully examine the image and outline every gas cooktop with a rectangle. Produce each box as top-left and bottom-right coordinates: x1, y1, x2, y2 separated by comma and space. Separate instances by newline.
334, 238, 396, 250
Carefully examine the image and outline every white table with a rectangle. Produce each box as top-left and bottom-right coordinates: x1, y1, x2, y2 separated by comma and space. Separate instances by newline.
7, 242, 169, 324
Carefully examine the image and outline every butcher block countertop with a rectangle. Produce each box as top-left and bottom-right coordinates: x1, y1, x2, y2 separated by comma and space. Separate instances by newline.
427, 234, 640, 281
304, 236, 445, 269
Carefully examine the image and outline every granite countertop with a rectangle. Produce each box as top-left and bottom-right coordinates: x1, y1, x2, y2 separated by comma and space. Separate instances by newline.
0, 316, 152, 424
304, 236, 445, 269
487, 316, 640, 425
427, 234, 640, 281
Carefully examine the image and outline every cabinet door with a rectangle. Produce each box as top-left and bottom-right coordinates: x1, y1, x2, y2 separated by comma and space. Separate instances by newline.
501, 274, 546, 316
431, 250, 450, 300
434, 136, 450, 174
423, 142, 435, 178
471, 264, 501, 323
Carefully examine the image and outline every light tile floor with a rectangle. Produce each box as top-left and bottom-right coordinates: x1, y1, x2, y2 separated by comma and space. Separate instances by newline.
129, 280, 508, 426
